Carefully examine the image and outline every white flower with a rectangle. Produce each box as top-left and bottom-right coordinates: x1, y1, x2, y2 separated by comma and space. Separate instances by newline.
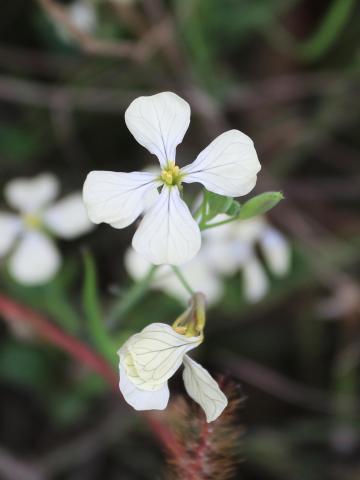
118, 322, 227, 422
204, 216, 291, 302
124, 247, 223, 306
0, 173, 93, 285
124, 215, 290, 305
68, 0, 97, 33
83, 91, 260, 266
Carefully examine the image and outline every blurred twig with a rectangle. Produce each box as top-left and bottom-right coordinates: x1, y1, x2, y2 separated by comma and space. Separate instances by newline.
219, 352, 359, 417
0, 448, 44, 480
36, 0, 170, 62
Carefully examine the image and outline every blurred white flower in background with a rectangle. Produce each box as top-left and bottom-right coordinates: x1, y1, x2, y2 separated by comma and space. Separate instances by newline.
54, 0, 97, 43
68, 0, 97, 33
118, 322, 227, 421
125, 247, 223, 306
83, 91, 260, 266
125, 216, 291, 305
0, 173, 93, 285
204, 215, 291, 302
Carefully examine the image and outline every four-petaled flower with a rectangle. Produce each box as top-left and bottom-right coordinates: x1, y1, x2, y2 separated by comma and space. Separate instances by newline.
118, 322, 228, 422
83, 91, 261, 265
0, 173, 93, 285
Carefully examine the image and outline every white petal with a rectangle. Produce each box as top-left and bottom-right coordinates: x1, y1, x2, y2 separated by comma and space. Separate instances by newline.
182, 130, 261, 197
128, 323, 201, 385
0, 213, 22, 257
119, 363, 169, 411
43, 193, 94, 239
4, 174, 59, 213
242, 257, 269, 302
8, 231, 61, 285
183, 355, 228, 422
132, 186, 201, 265
83, 171, 159, 228
260, 227, 290, 276
125, 92, 190, 167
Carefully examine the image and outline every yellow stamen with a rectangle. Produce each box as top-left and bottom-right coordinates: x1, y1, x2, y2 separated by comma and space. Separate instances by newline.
160, 161, 182, 187
23, 213, 42, 229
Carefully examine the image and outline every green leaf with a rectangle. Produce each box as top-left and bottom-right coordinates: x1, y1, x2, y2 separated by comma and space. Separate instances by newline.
82, 251, 116, 364
239, 192, 284, 220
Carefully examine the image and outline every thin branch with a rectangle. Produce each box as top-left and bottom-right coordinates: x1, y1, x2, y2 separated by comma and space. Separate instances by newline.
220, 352, 359, 416
36, 0, 171, 62
0, 447, 44, 480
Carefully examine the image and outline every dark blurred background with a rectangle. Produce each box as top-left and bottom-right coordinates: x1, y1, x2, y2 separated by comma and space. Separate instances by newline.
0, 0, 359, 479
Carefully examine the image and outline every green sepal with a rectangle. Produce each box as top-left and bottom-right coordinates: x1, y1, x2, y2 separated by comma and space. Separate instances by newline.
203, 190, 241, 221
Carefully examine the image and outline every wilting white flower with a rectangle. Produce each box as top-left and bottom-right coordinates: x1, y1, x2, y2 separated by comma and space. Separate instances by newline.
83, 91, 260, 266
205, 216, 291, 302
118, 322, 227, 422
0, 173, 93, 285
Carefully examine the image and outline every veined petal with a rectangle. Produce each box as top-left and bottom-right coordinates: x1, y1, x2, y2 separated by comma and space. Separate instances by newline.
119, 362, 169, 411
242, 257, 268, 302
260, 227, 290, 276
125, 92, 190, 167
43, 193, 94, 239
132, 186, 201, 265
0, 213, 22, 257
8, 231, 61, 285
83, 171, 159, 228
4, 173, 60, 213
183, 355, 228, 422
182, 130, 261, 197
128, 323, 201, 385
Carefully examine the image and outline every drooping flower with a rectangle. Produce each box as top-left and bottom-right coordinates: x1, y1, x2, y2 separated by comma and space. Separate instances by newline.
118, 322, 227, 422
83, 91, 260, 265
0, 173, 93, 285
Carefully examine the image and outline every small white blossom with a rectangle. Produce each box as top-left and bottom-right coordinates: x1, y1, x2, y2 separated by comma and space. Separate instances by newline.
204, 215, 291, 302
68, 0, 97, 33
83, 91, 260, 266
0, 173, 93, 285
124, 247, 223, 306
125, 216, 290, 304
118, 322, 227, 422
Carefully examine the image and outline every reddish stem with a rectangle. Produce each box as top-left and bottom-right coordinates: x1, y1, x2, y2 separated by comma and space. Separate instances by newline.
0, 294, 184, 459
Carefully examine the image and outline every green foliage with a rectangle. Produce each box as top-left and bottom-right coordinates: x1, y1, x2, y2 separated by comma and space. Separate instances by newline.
82, 251, 116, 364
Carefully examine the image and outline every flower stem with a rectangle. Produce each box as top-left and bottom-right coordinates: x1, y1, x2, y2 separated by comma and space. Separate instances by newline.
171, 266, 195, 295
108, 265, 158, 326
200, 215, 239, 231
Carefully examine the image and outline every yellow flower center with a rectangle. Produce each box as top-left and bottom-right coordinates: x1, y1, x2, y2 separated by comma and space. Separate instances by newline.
23, 213, 42, 230
160, 161, 183, 187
